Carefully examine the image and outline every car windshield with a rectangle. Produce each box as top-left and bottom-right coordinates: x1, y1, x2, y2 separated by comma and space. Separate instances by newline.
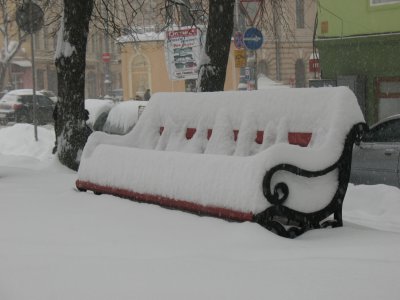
0, 94, 19, 103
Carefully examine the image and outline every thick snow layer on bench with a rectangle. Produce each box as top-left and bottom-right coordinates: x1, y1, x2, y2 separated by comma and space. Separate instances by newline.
78, 87, 364, 214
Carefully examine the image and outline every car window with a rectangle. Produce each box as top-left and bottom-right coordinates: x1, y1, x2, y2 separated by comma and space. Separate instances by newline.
37, 96, 54, 106
364, 119, 400, 143
20, 95, 33, 104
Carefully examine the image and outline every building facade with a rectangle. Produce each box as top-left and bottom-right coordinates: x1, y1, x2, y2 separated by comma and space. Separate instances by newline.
7, 27, 122, 99
4, 0, 318, 102
120, 0, 318, 98
254, 0, 318, 87
119, 30, 240, 99
0, 0, 123, 99
316, 0, 400, 123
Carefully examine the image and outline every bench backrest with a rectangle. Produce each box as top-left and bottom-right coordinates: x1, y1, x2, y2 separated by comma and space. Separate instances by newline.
126, 87, 364, 156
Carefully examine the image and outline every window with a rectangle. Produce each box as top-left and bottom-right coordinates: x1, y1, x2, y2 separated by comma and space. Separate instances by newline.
131, 55, 150, 99
370, 0, 400, 5
47, 70, 57, 94
364, 119, 400, 143
53, 37, 57, 51
37, 96, 54, 106
376, 77, 400, 120
34, 29, 44, 50
296, 0, 305, 28
43, 28, 48, 49
36, 69, 45, 90
86, 72, 97, 98
257, 60, 268, 77
20, 96, 33, 105
295, 59, 306, 87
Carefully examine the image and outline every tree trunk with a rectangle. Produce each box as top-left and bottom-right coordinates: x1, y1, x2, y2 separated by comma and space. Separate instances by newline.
55, 0, 94, 171
197, 0, 235, 92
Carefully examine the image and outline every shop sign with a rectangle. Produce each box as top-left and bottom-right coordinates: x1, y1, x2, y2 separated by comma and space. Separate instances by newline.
309, 58, 320, 72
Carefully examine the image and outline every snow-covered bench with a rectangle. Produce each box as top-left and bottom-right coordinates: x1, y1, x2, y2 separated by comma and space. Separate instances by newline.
76, 87, 366, 238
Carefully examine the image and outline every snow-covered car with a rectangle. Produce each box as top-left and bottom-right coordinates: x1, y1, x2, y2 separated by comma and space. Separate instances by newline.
350, 114, 400, 187
95, 100, 148, 135
85, 98, 114, 130
0, 89, 55, 125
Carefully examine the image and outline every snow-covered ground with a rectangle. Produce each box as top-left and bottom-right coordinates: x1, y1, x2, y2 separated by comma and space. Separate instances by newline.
1, 124, 400, 300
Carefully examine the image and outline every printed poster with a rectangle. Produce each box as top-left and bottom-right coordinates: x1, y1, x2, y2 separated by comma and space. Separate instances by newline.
164, 27, 204, 80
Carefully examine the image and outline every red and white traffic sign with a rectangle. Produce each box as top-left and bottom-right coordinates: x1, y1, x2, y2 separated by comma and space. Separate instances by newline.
102, 52, 111, 63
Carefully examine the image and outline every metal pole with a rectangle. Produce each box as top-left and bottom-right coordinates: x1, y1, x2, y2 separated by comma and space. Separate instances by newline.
30, 1, 38, 141
255, 50, 258, 90
235, 0, 239, 27
104, 4, 111, 97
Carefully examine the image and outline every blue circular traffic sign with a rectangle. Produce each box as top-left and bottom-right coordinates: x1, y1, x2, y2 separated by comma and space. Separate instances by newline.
244, 27, 263, 50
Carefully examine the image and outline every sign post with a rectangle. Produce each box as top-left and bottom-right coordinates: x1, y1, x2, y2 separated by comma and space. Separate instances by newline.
16, 0, 44, 142
243, 27, 263, 90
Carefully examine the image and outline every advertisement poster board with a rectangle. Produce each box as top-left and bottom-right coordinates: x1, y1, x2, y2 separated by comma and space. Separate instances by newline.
164, 27, 204, 80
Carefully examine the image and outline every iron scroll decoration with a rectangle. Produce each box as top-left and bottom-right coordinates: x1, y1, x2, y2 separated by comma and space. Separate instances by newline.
255, 123, 368, 238
16, 1, 44, 34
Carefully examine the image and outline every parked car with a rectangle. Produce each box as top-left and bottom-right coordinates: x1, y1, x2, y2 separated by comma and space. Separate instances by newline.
85, 98, 114, 130
350, 114, 400, 187
39, 90, 59, 103
0, 89, 55, 125
111, 88, 124, 102
93, 100, 148, 135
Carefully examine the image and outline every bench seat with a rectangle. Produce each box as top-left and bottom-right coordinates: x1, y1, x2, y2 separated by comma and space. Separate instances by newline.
77, 87, 366, 238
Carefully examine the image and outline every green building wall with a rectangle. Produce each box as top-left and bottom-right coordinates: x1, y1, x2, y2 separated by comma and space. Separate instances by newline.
317, 0, 400, 38
316, 0, 400, 124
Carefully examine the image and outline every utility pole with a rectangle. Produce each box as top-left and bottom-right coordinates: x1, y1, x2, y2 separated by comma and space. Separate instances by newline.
273, 8, 281, 81
30, 2, 38, 141
16, 0, 43, 141
103, 4, 111, 97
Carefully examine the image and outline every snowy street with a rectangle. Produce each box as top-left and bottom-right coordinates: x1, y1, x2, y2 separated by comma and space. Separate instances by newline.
1, 124, 400, 299
2, 0, 399, 297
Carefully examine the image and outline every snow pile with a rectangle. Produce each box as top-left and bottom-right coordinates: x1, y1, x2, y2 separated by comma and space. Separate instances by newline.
0, 124, 54, 161
78, 87, 365, 215
257, 75, 289, 89
344, 184, 400, 232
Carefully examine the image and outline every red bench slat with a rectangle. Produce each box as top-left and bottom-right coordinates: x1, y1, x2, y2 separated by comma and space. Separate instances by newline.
288, 132, 312, 147
76, 180, 254, 222
159, 127, 312, 147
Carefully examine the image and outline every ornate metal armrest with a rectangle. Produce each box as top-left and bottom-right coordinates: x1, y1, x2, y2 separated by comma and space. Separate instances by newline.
254, 123, 368, 238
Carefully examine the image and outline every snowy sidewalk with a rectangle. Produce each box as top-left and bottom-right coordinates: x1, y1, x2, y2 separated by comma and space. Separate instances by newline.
1, 124, 400, 300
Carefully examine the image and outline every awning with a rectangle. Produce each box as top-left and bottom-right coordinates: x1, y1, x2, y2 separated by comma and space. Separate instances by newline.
11, 60, 32, 67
